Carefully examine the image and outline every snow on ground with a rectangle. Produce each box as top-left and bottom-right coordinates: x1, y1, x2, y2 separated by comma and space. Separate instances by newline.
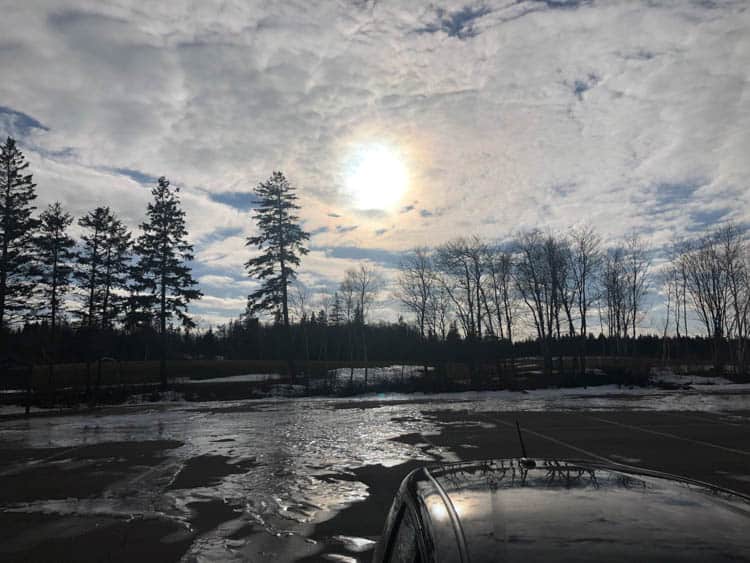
649, 366, 736, 386
318, 365, 431, 389
341, 383, 750, 413
177, 373, 284, 384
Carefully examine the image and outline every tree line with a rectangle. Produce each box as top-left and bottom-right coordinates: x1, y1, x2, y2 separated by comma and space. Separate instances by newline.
227, 168, 750, 380
0, 137, 201, 389
3, 138, 749, 385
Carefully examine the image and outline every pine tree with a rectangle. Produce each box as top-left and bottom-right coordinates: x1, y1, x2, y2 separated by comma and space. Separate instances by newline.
36, 203, 75, 330
35, 202, 75, 382
132, 176, 201, 389
75, 207, 132, 330
0, 137, 38, 330
330, 292, 343, 326
245, 171, 309, 379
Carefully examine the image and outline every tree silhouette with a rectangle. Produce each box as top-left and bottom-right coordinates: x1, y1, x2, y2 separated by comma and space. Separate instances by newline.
75, 207, 132, 330
36, 202, 75, 329
245, 171, 309, 380
132, 177, 201, 389
35, 202, 75, 381
0, 137, 38, 331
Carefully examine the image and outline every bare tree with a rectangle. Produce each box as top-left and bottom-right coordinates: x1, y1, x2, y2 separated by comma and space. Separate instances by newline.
666, 239, 691, 339
395, 247, 435, 339
341, 263, 382, 385
679, 231, 730, 373
659, 262, 680, 360
343, 263, 382, 323
624, 233, 651, 340
554, 237, 576, 338
435, 237, 486, 340
514, 230, 559, 373
721, 225, 750, 376
428, 283, 452, 340
569, 227, 602, 372
289, 280, 312, 361
602, 246, 629, 354
600, 235, 650, 355
289, 279, 311, 323
482, 244, 516, 342
679, 224, 749, 375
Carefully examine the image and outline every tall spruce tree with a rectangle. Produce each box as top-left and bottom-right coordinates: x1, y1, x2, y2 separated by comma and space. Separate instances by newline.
75, 207, 132, 330
245, 171, 309, 379
35, 202, 75, 381
0, 137, 38, 330
36, 203, 75, 329
132, 176, 201, 389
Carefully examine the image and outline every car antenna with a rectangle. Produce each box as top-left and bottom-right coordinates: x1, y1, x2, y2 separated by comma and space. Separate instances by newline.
516, 420, 536, 468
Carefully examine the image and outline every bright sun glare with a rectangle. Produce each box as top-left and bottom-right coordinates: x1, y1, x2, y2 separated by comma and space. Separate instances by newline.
344, 144, 408, 210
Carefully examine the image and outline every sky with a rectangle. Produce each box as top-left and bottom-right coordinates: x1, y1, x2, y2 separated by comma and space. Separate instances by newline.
1, 0, 749, 330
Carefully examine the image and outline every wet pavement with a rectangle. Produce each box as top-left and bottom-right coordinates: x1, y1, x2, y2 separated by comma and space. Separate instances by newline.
1, 386, 749, 562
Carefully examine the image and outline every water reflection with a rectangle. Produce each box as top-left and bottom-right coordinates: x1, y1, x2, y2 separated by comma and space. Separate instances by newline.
0, 399, 442, 560
1, 388, 749, 560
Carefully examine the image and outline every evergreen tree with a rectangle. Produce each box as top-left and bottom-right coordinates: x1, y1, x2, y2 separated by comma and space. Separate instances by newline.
245, 171, 309, 379
36, 202, 75, 329
330, 291, 343, 326
75, 207, 132, 330
35, 202, 75, 382
132, 176, 201, 389
0, 137, 38, 330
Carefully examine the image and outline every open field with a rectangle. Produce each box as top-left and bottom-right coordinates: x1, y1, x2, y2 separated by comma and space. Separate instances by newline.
2, 359, 389, 391
1, 387, 749, 562
2, 357, 741, 411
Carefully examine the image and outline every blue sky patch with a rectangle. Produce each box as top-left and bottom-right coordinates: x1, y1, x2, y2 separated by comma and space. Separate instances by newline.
416, 5, 492, 39
0, 106, 49, 136
209, 191, 258, 211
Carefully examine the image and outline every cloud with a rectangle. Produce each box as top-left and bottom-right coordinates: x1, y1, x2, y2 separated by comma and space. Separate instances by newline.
1, 0, 749, 329
335, 225, 358, 233
198, 274, 245, 287
312, 245, 402, 268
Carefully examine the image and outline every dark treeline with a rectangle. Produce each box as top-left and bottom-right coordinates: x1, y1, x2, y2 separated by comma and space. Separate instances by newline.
0, 137, 201, 389
181, 318, 734, 369
2, 139, 749, 389
0, 310, 735, 368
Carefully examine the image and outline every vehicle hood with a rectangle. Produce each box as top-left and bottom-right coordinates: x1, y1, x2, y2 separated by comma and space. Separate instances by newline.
416, 459, 750, 562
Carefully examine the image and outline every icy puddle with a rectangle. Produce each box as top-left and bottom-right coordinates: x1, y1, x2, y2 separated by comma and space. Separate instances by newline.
0, 399, 442, 561
1, 386, 748, 561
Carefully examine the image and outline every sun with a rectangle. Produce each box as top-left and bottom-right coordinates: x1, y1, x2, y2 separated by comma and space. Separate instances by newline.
343, 143, 408, 210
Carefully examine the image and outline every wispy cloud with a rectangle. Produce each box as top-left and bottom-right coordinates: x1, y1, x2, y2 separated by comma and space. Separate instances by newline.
1, 0, 748, 326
